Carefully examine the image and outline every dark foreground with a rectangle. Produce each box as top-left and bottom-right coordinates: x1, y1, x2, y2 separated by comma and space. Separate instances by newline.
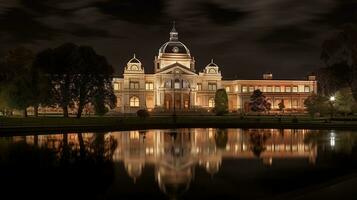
2, 115, 357, 134
0, 128, 357, 200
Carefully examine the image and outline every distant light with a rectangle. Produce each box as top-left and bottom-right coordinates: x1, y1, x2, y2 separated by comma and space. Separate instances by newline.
330, 96, 336, 102
330, 131, 335, 147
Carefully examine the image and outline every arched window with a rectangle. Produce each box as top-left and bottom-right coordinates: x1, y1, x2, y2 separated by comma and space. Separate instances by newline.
208, 98, 215, 108
130, 96, 140, 107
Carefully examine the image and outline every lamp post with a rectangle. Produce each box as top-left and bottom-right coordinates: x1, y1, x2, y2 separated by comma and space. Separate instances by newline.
329, 96, 335, 119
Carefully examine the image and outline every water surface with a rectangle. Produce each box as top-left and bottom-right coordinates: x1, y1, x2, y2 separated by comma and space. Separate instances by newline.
1, 128, 357, 199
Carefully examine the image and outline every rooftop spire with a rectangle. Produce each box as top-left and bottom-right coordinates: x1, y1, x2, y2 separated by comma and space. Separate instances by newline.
170, 21, 178, 41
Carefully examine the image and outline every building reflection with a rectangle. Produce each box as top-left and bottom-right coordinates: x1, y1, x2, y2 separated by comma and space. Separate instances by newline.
10, 129, 317, 197
111, 128, 317, 196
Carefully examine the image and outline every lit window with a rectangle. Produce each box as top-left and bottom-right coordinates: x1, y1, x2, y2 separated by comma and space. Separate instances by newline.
293, 86, 298, 92
266, 86, 272, 92
285, 86, 291, 92
114, 83, 120, 91
249, 86, 254, 92
242, 86, 247, 93
208, 98, 215, 108
275, 86, 280, 92
292, 99, 298, 108
174, 79, 181, 89
197, 83, 202, 91
145, 82, 154, 90
225, 86, 230, 92
129, 81, 139, 89
129, 96, 140, 107
304, 86, 310, 92
208, 83, 217, 91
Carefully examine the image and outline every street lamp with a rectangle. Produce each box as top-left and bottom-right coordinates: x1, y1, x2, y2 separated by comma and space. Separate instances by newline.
329, 96, 335, 118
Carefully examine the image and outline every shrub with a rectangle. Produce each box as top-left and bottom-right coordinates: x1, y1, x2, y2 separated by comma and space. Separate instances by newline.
137, 109, 150, 119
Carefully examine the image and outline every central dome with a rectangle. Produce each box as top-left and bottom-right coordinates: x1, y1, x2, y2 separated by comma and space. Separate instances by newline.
159, 41, 190, 54
158, 23, 190, 56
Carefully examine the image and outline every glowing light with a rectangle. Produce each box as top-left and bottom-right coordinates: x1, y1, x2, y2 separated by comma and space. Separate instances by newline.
330, 96, 335, 102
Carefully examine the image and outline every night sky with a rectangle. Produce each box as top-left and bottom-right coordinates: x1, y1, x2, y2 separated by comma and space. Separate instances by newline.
0, 0, 356, 79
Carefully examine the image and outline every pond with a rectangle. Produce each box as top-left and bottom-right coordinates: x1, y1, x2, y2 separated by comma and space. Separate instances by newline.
0, 128, 357, 199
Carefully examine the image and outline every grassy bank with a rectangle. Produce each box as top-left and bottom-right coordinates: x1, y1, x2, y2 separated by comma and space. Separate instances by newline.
2, 115, 357, 135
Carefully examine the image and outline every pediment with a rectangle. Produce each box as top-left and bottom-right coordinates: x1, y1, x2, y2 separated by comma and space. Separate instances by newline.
156, 62, 197, 75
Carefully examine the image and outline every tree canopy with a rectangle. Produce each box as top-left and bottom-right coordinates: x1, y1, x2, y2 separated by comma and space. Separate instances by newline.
214, 88, 228, 115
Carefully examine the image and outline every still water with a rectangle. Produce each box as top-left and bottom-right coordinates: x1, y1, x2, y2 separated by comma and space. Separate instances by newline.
0, 128, 357, 199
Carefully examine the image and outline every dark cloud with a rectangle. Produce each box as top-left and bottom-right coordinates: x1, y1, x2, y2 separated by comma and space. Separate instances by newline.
0, 8, 57, 43
259, 25, 315, 45
198, 1, 249, 25
0, 0, 355, 79
93, 0, 168, 24
314, 0, 357, 27
68, 24, 114, 38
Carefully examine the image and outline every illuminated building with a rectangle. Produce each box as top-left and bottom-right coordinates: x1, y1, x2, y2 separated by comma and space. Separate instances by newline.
112, 24, 317, 113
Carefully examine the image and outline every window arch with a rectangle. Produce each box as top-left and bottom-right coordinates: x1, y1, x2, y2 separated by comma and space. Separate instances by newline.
208, 98, 215, 108
130, 96, 140, 107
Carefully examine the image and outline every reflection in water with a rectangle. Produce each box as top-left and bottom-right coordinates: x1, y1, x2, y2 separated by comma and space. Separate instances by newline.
4, 129, 357, 199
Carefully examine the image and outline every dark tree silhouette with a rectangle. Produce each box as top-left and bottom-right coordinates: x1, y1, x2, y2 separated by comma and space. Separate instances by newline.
249, 89, 271, 112
321, 24, 357, 100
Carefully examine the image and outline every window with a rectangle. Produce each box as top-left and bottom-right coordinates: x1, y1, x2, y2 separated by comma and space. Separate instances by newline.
130, 96, 140, 107
266, 86, 272, 92
225, 86, 230, 92
275, 86, 280, 92
114, 83, 120, 91
304, 86, 310, 92
256, 86, 263, 91
165, 80, 171, 88
285, 86, 291, 92
130, 81, 139, 89
174, 79, 181, 89
242, 86, 248, 93
197, 83, 202, 91
183, 80, 190, 88
208, 98, 215, 108
293, 86, 298, 92
208, 83, 217, 91
249, 86, 254, 92
145, 82, 154, 90
292, 99, 298, 108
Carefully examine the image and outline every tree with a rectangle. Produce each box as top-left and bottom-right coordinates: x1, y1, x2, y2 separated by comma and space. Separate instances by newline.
214, 88, 228, 115
72, 46, 116, 118
278, 100, 285, 113
321, 24, 357, 100
249, 90, 271, 112
0, 47, 38, 117
335, 87, 355, 116
34, 43, 78, 117
34, 43, 116, 118
304, 94, 330, 117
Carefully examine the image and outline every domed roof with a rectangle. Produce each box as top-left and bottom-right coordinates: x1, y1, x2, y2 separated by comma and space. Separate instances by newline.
159, 41, 190, 55
159, 22, 190, 55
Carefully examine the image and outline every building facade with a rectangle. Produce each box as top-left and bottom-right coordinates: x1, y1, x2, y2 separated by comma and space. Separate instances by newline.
113, 25, 317, 113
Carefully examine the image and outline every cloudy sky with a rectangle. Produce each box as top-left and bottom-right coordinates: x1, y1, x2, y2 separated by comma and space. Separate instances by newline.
0, 0, 356, 79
